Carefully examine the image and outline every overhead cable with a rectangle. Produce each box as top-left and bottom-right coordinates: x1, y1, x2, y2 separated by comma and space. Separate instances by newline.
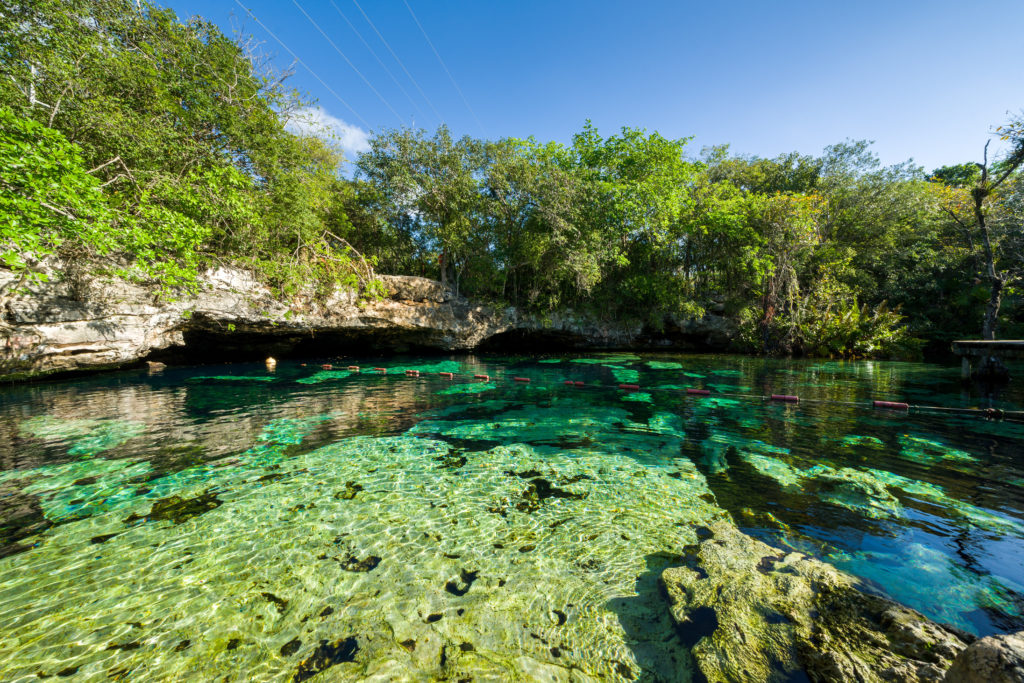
350, 0, 445, 125
329, 0, 425, 124
291, 0, 405, 126
233, 0, 372, 130
402, 0, 486, 136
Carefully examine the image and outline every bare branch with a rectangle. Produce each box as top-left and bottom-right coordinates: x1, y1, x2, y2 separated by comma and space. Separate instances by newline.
40, 201, 75, 219
87, 156, 124, 175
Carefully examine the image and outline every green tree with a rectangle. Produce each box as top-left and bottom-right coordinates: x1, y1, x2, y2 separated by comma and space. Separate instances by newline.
357, 126, 484, 294
0, 107, 112, 275
1, 0, 372, 296
935, 116, 1024, 340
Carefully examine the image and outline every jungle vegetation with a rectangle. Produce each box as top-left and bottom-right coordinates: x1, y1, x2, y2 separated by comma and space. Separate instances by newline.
2, 0, 1022, 358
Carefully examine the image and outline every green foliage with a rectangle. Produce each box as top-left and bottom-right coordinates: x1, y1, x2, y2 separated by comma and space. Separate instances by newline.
0, 107, 112, 272
1, 0, 378, 300
2, 0, 1019, 357
929, 163, 981, 187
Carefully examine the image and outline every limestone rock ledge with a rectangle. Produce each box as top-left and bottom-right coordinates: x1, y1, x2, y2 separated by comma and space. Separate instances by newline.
0, 265, 733, 381
662, 523, 970, 682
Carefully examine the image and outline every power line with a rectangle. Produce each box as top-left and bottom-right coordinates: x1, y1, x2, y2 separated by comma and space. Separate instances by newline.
402, 0, 486, 137
291, 0, 405, 126
329, 0, 424, 124
350, 0, 444, 126
233, 0, 372, 131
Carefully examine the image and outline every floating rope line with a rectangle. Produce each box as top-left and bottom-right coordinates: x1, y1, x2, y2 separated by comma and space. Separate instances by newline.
296, 366, 1024, 422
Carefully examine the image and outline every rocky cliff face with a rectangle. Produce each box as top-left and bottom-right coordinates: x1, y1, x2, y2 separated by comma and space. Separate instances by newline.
0, 265, 735, 381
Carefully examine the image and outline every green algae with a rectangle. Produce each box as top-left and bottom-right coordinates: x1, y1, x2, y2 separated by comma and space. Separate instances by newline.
409, 400, 687, 465
2, 414, 337, 526
621, 392, 652, 403
839, 434, 885, 448
706, 383, 752, 393
0, 434, 725, 681
898, 434, 977, 463
18, 416, 145, 456
187, 375, 275, 383
569, 354, 641, 365
255, 415, 335, 446
537, 359, 562, 364
436, 382, 495, 395
736, 449, 1021, 532
742, 453, 803, 489
648, 412, 686, 437
695, 397, 742, 409
296, 370, 352, 384
606, 365, 641, 384
864, 468, 1023, 534
123, 489, 223, 525
740, 454, 903, 519
804, 465, 903, 519
0, 351, 1021, 675
385, 360, 463, 374
646, 361, 683, 370
0, 458, 154, 523
663, 523, 969, 682
736, 416, 763, 429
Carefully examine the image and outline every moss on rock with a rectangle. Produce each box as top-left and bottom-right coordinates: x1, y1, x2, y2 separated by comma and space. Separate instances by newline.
661, 523, 967, 682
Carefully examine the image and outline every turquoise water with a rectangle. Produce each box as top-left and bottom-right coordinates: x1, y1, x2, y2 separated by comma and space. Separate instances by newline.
0, 353, 1022, 680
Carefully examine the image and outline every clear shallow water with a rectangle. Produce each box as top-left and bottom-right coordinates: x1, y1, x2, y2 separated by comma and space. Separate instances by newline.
1, 353, 1023, 680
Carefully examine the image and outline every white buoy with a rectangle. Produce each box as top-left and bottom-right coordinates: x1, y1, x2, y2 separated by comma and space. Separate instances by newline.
265, 356, 277, 371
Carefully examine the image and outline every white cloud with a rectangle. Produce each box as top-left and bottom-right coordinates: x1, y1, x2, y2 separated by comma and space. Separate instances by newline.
285, 106, 371, 160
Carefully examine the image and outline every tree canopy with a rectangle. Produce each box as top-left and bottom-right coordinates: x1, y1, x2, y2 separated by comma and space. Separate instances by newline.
2, 0, 1021, 357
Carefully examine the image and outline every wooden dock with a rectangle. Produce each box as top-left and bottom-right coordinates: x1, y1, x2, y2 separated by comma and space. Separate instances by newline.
951, 340, 1024, 379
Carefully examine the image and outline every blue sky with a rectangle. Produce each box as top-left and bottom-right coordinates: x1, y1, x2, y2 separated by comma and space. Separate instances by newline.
166, 0, 1023, 170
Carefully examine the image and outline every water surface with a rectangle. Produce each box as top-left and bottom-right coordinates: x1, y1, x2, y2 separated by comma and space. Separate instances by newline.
1, 354, 1022, 680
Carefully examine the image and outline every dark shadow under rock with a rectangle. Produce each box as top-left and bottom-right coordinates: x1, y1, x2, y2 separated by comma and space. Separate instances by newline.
606, 551, 695, 683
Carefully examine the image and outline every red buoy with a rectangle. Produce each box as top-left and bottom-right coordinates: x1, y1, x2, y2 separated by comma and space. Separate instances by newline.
405, 369, 420, 376
439, 372, 454, 379
574, 381, 585, 387
618, 384, 641, 391
513, 377, 530, 383
474, 374, 490, 381
686, 388, 711, 396
873, 400, 909, 410
321, 364, 333, 370
347, 365, 360, 371
770, 394, 799, 403
564, 380, 575, 386
373, 367, 387, 374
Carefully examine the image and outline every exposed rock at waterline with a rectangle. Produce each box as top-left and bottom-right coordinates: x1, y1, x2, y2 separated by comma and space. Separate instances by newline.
661, 523, 968, 682
944, 630, 1024, 682
0, 263, 735, 381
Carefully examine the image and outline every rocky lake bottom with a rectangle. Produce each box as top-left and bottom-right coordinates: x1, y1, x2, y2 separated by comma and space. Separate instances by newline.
0, 353, 1022, 681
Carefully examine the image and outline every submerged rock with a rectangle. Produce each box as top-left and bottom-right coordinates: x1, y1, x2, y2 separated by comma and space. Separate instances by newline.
661, 523, 968, 682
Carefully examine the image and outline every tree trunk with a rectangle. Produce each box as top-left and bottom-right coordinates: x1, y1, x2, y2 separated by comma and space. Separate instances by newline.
439, 249, 448, 289
973, 201, 1002, 340
971, 141, 1006, 341
981, 275, 1002, 340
